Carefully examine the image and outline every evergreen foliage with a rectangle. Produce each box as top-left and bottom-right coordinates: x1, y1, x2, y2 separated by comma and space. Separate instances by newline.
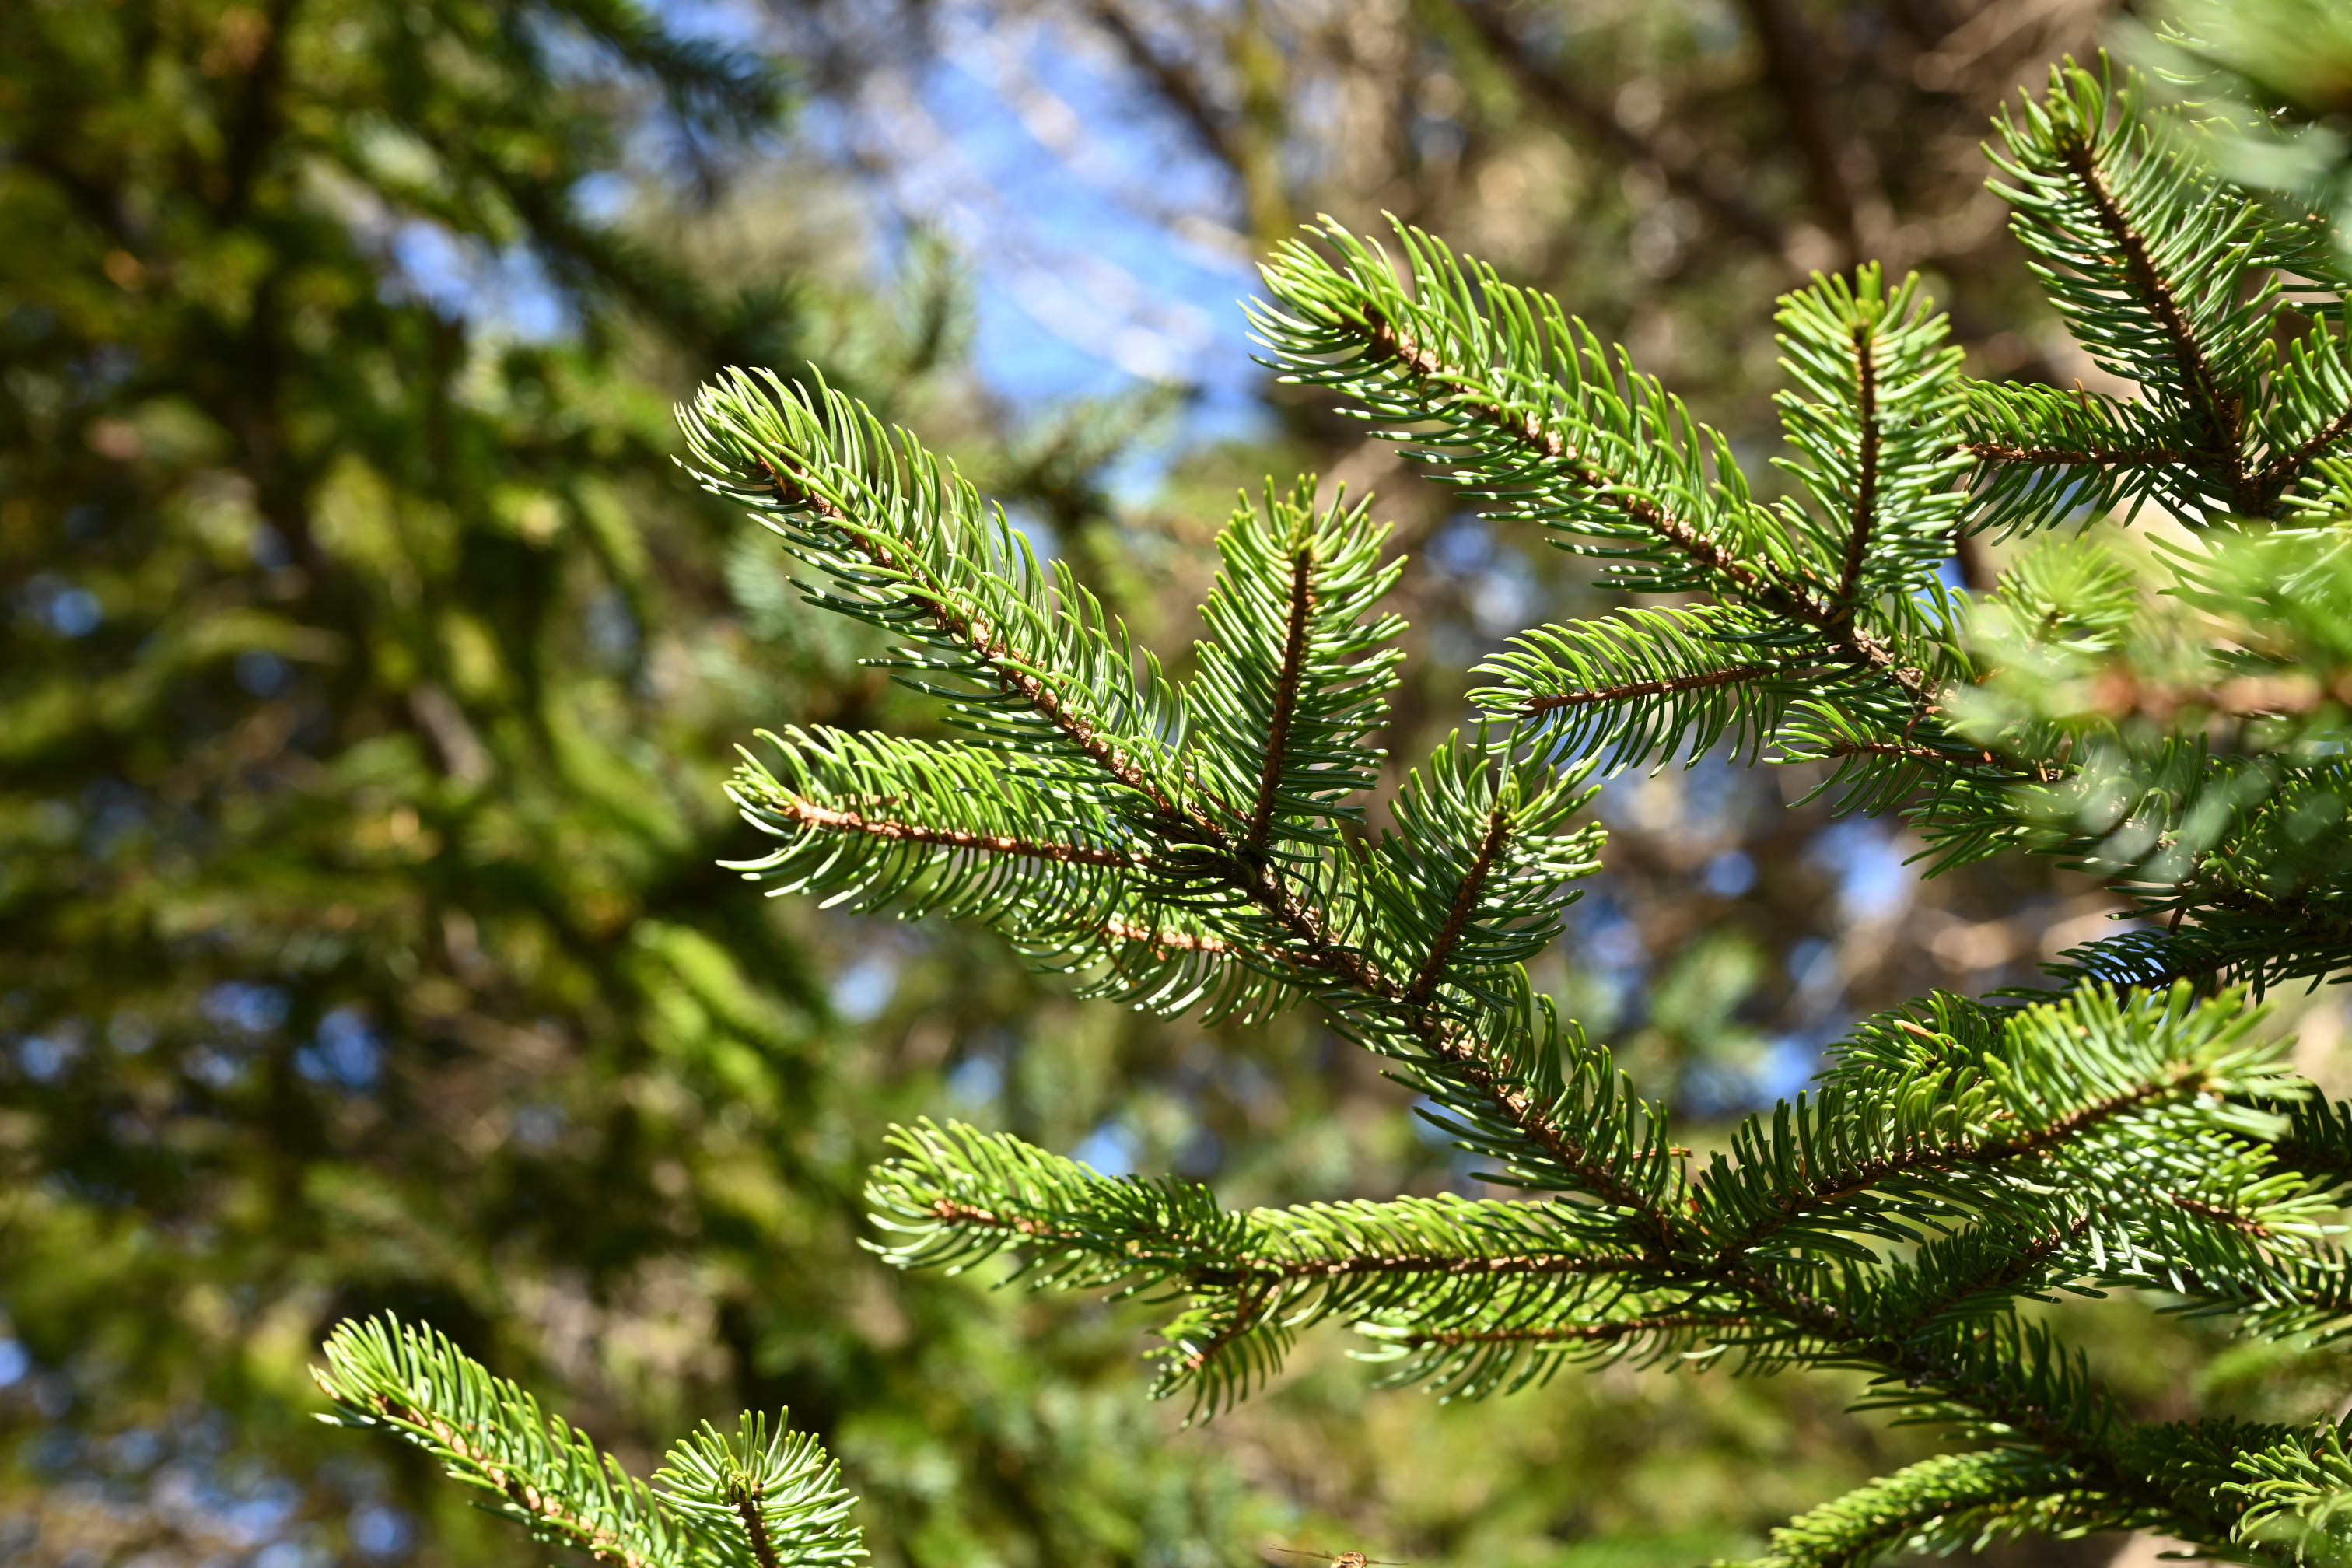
316, 1318, 863, 1568
0, 4, 1253, 1564
337, 30, 2352, 1568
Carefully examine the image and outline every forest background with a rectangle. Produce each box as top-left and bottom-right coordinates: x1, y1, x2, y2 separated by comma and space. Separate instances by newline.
9, 2, 2350, 1566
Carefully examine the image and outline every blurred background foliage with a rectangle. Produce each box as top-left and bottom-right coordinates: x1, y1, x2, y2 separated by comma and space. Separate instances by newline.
8, 2, 2352, 1568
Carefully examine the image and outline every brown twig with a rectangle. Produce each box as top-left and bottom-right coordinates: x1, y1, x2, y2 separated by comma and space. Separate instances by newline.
2049, 128, 2252, 511
1837, 320, 1881, 608
1246, 544, 1318, 857
1520, 663, 1793, 716
756, 796, 1134, 867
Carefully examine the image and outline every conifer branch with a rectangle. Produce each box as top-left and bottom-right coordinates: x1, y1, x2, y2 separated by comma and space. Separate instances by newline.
1824, 736, 2021, 774
1965, 439, 2193, 467
2046, 132, 2250, 509
313, 37, 2352, 1568
337, 1384, 666, 1568
2255, 402, 2352, 495
649, 55, 2352, 1563
1352, 306, 1822, 622
1407, 803, 1512, 1007
744, 450, 1195, 826
315, 1317, 866, 1568
1102, 920, 1234, 955
1836, 320, 1880, 610
1332, 292, 1935, 711
1178, 1283, 1274, 1376
733, 1486, 783, 1568
1399, 1311, 1751, 1348
1244, 542, 1318, 858
1748, 1451, 2148, 1568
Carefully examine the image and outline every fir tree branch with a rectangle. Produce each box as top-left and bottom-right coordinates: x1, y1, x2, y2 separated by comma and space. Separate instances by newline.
1877, 1216, 2096, 1338
1477, 604, 1829, 773
1101, 919, 1234, 955
2046, 130, 2250, 508
2254, 401, 2352, 496
314, 1317, 688, 1568
337, 1381, 667, 1568
1346, 302, 1932, 708
1745, 1450, 2148, 1568
750, 453, 1198, 827
1175, 1282, 1274, 1377
1836, 320, 1880, 610
1353, 306, 1824, 621
1244, 541, 1318, 858
1406, 803, 1512, 1007
1732, 1271, 2166, 1514
1824, 736, 2022, 775
732, 1486, 783, 1568
1227, 1251, 1650, 1283
1395, 1311, 1752, 1348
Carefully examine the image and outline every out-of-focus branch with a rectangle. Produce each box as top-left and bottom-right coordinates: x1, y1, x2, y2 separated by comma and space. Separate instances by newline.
1732, 0, 1858, 264
1081, 0, 1241, 173
1080, 0, 1292, 240
1451, 0, 1790, 258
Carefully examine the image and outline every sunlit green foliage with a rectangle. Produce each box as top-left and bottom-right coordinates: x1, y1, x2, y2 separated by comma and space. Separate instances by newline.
0, 4, 1252, 1565
523, 46, 2352, 1568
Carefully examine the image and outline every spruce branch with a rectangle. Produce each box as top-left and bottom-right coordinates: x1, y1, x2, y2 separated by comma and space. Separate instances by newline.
1836, 316, 1880, 610
747, 795, 1133, 869
315, 1317, 863, 1568
1189, 478, 1405, 856
1245, 538, 1316, 856
316, 1317, 682, 1568
653, 49, 2352, 1565
2053, 131, 2247, 495
1979, 61, 2352, 522
1991, 64, 2259, 502
1741, 1451, 2155, 1568
1474, 604, 1833, 774
656, 1414, 865, 1568
1253, 225, 1955, 712
683, 371, 1196, 824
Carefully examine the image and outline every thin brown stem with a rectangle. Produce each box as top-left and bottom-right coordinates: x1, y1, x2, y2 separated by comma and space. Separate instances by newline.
1520, 663, 1791, 716
1102, 919, 1233, 955
1402, 1311, 1750, 1348
1825, 736, 2025, 775
1965, 440, 2192, 467
340, 1389, 659, 1568
754, 456, 1196, 824
755, 796, 1133, 867
2049, 128, 2251, 510
1700, 1074, 2195, 1261
731, 1482, 782, 1568
1838, 320, 1881, 608
1181, 1283, 1272, 1374
746, 447, 1667, 1234
1245, 544, 1318, 857
2254, 401, 2352, 501
1407, 805, 1511, 1007
925, 1199, 1650, 1283
1234, 1250, 1651, 1283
